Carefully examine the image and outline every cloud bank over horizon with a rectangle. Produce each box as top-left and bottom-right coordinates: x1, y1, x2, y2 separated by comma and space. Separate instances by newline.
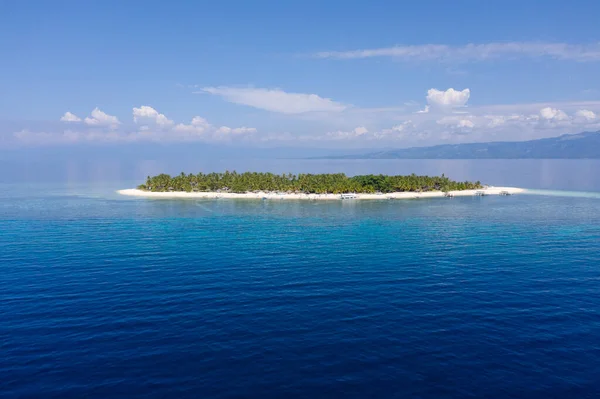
13, 106, 258, 145
6, 87, 600, 148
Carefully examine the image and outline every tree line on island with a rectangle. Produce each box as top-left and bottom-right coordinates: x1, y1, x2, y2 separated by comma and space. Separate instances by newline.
139, 172, 482, 194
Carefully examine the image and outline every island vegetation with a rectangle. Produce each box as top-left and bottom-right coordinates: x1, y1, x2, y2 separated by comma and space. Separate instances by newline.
138, 172, 482, 194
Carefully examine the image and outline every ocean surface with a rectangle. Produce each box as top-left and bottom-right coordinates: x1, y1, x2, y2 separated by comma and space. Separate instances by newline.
2, 159, 600, 398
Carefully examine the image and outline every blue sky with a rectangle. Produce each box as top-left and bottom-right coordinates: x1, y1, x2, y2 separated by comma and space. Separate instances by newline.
1, 0, 600, 149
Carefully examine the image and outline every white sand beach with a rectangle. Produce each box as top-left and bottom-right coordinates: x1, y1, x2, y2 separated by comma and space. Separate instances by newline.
118, 187, 524, 200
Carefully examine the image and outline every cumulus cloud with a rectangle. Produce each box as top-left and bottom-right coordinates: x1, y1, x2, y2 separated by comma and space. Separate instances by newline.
486, 115, 507, 128
19, 107, 256, 144
353, 126, 368, 135
199, 86, 348, 114
313, 42, 600, 62
172, 124, 203, 134
376, 121, 415, 138
18, 97, 600, 147
216, 126, 257, 135
458, 119, 475, 128
326, 126, 369, 140
437, 116, 475, 128
60, 112, 81, 122
133, 106, 173, 126
160, 113, 257, 141
429, 104, 600, 138
84, 107, 120, 127
325, 123, 421, 141
540, 107, 569, 121
485, 115, 522, 128
575, 109, 597, 121
427, 88, 470, 109
191, 116, 210, 127
173, 116, 211, 134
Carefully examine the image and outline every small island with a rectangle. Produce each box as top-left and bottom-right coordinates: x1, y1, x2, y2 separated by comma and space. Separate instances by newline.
118, 171, 523, 199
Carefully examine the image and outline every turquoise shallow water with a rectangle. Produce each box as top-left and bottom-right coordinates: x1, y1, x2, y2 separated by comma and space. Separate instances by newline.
2, 182, 600, 398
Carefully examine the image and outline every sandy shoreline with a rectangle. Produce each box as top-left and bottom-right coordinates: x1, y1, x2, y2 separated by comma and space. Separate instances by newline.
118, 187, 524, 200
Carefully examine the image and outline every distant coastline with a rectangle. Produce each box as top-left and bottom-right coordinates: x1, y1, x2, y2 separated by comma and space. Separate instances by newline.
118, 187, 524, 200
319, 131, 600, 159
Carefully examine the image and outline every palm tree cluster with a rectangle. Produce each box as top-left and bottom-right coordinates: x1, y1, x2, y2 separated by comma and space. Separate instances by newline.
139, 171, 482, 194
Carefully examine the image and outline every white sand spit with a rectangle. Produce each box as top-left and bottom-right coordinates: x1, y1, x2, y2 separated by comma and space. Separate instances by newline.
117, 187, 524, 200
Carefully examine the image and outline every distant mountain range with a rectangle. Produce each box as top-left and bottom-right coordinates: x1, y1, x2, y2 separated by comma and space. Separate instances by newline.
328, 131, 600, 159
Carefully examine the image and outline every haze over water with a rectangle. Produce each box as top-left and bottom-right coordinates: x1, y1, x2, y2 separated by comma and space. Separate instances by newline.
2, 158, 600, 192
2, 159, 600, 398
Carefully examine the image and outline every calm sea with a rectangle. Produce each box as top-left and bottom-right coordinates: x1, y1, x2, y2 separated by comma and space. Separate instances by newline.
1, 159, 600, 398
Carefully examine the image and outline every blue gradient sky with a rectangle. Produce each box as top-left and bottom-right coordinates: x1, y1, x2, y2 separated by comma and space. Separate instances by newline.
1, 0, 600, 150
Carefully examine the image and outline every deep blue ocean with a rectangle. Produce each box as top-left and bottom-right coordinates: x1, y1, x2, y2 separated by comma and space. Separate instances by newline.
2, 159, 600, 398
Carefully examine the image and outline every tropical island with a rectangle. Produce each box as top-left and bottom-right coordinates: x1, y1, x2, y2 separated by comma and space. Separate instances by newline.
118, 171, 523, 199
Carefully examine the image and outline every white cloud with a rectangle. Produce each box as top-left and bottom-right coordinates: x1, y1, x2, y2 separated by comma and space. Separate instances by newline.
354, 126, 368, 135
575, 109, 597, 121
313, 42, 600, 62
376, 121, 415, 138
168, 115, 257, 140
173, 124, 203, 134
427, 88, 470, 109
199, 86, 348, 114
18, 108, 256, 144
216, 126, 257, 135
133, 106, 173, 126
324, 123, 423, 141
437, 116, 475, 128
191, 116, 210, 127
485, 115, 522, 128
416, 105, 430, 114
215, 126, 230, 134
17, 97, 600, 147
486, 115, 506, 128
166, 119, 258, 141
84, 107, 120, 127
540, 107, 568, 121
458, 119, 475, 128
172, 116, 211, 133
60, 112, 81, 122
326, 126, 369, 140
173, 116, 212, 134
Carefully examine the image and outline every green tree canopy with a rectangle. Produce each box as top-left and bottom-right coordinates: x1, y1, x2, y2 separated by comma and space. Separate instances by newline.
138, 172, 482, 194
